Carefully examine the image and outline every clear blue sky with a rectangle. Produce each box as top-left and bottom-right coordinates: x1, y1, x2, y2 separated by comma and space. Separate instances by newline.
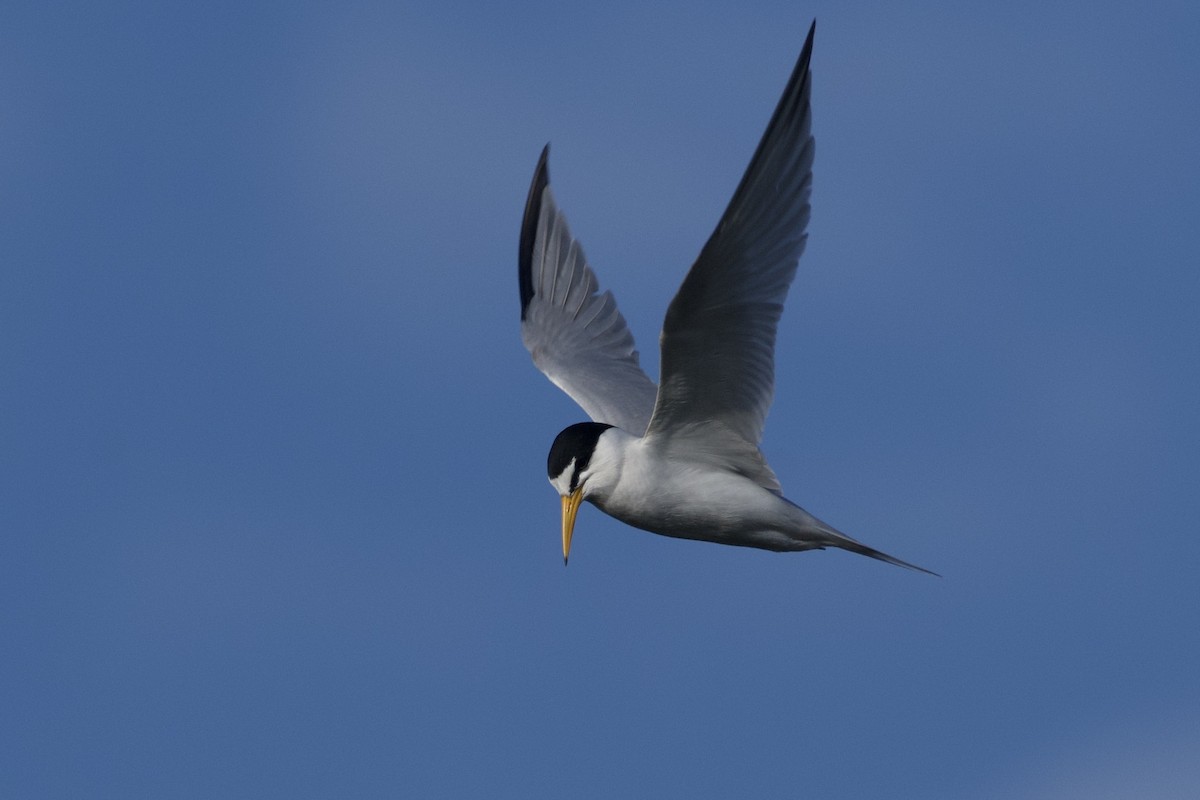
3, 1, 1198, 797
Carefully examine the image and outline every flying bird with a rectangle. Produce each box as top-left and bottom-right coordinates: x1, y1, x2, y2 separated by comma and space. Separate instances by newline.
518, 21, 934, 574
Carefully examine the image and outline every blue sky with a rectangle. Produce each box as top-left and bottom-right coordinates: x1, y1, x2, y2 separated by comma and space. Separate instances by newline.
3, 1, 1198, 797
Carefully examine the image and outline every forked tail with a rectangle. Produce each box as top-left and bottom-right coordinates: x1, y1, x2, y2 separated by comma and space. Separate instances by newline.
785, 499, 939, 576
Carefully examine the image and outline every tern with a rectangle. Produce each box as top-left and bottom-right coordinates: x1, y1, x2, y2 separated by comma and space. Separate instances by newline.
518, 21, 934, 574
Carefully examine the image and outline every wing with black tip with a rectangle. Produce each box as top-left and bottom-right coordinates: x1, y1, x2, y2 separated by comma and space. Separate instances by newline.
518, 146, 658, 434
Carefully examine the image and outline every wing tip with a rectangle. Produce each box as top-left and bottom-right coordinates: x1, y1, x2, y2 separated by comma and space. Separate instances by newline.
796, 19, 816, 91
518, 144, 552, 320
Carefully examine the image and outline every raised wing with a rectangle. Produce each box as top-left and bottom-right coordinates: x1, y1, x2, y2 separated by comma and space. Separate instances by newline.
519, 145, 658, 434
647, 22, 816, 458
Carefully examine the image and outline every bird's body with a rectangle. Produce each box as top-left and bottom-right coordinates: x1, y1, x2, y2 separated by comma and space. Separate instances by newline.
590, 431, 817, 552
549, 421, 929, 570
567, 427, 787, 548
519, 21, 935, 574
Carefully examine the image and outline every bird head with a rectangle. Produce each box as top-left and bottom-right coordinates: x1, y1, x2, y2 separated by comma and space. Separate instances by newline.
546, 422, 614, 564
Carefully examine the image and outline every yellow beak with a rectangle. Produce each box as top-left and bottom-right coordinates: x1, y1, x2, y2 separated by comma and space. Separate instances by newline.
561, 487, 584, 565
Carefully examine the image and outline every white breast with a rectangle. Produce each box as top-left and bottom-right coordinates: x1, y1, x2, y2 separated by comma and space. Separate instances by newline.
585, 430, 795, 547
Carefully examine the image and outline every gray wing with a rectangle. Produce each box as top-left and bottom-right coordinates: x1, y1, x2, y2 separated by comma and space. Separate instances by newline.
646, 21, 816, 488
519, 145, 658, 434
